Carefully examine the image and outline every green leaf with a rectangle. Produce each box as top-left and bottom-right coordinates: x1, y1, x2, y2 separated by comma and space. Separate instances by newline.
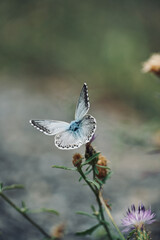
82, 152, 100, 166
52, 165, 77, 171
96, 164, 110, 170
76, 211, 96, 218
79, 176, 83, 182
102, 171, 112, 183
91, 205, 96, 212
28, 208, 59, 215
3, 184, 24, 191
94, 166, 99, 175
79, 167, 92, 182
87, 178, 100, 189
95, 177, 103, 186
76, 223, 101, 236
86, 165, 91, 171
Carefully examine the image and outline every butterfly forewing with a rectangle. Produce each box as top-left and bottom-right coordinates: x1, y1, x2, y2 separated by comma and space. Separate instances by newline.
55, 115, 96, 150
75, 83, 90, 121
30, 120, 70, 135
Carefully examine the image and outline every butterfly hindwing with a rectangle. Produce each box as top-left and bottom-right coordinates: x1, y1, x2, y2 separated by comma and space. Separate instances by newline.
30, 120, 70, 135
75, 83, 90, 121
55, 115, 96, 150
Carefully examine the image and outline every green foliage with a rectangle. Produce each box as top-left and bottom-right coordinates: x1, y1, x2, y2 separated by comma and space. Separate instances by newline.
0, 183, 24, 192
86, 178, 101, 190
102, 171, 113, 184
76, 223, 101, 236
95, 177, 104, 186
96, 164, 111, 170
82, 152, 100, 166
76, 211, 96, 219
27, 208, 59, 215
136, 229, 151, 240
2, 184, 24, 191
127, 230, 136, 240
78, 166, 92, 182
52, 165, 77, 171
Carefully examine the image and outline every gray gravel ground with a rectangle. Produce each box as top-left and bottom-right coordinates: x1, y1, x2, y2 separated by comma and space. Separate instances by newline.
0, 77, 160, 240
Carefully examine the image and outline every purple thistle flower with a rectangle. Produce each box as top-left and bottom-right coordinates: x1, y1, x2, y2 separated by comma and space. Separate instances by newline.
121, 203, 156, 233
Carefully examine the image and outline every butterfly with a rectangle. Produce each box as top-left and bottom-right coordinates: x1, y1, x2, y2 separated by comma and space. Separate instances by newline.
30, 83, 96, 150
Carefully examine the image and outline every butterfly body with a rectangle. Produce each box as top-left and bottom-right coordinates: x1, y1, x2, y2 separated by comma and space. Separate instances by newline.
30, 83, 96, 150
69, 120, 80, 132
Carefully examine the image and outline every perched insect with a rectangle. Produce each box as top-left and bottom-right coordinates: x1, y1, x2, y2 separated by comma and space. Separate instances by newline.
30, 83, 96, 150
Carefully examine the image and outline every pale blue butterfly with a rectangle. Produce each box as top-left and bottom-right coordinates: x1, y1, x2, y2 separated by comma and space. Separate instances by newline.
30, 83, 96, 150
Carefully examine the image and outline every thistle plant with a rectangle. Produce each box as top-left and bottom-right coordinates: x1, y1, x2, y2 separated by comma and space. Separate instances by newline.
53, 138, 125, 240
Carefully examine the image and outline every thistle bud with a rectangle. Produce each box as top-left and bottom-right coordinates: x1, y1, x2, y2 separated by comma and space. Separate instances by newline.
72, 153, 83, 167
96, 154, 108, 179
85, 142, 98, 166
51, 223, 65, 239
85, 142, 96, 158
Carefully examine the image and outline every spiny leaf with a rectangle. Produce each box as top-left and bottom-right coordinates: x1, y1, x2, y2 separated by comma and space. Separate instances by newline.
102, 171, 112, 183
94, 166, 99, 175
76, 211, 96, 218
76, 223, 101, 236
52, 165, 77, 171
95, 177, 103, 186
82, 152, 100, 166
3, 184, 24, 191
86, 165, 91, 171
96, 164, 111, 170
91, 205, 96, 212
79, 167, 92, 182
87, 178, 100, 189
28, 208, 59, 215
79, 176, 83, 182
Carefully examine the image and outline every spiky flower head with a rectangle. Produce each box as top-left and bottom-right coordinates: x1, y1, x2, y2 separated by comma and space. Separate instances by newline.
96, 154, 108, 179
72, 153, 83, 167
122, 204, 156, 233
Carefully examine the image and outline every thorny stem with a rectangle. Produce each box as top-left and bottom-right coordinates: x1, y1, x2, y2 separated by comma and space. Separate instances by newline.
0, 192, 52, 239
78, 167, 113, 240
99, 191, 126, 240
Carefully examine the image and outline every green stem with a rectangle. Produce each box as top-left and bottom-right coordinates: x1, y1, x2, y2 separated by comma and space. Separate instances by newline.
78, 167, 113, 240
99, 191, 126, 240
0, 192, 51, 239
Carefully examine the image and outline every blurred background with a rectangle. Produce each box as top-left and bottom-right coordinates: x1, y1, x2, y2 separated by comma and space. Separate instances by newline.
0, 0, 160, 239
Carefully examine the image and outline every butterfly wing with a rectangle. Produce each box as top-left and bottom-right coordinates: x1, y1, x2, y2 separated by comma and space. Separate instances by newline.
30, 120, 70, 135
55, 115, 96, 150
75, 83, 90, 121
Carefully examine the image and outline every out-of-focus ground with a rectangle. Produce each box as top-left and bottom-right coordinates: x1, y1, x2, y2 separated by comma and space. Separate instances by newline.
0, 77, 160, 240
0, 1, 160, 239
